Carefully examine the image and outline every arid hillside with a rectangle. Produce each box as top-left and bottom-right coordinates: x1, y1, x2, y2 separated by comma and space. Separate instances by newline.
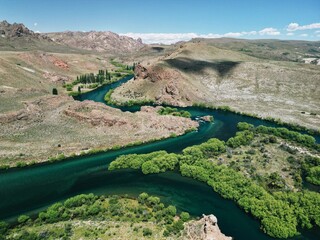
0, 21, 196, 166
0, 96, 197, 166
112, 40, 320, 131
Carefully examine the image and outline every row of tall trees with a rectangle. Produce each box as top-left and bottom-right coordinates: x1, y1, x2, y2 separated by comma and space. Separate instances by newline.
75, 70, 111, 85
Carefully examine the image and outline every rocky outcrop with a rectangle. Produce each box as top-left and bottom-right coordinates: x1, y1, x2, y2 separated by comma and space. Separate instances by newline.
0, 20, 51, 40
200, 116, 213, 122
64, 101, 128, 127
45, 31, 144, 53
126, 63, 195, 106
134, 64, 149, 79
53, 59, 69, 69
43, 72, 69, 83
183, 214, 232, 240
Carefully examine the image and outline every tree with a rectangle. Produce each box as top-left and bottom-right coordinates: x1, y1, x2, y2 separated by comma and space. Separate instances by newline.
52, 88, 58, 95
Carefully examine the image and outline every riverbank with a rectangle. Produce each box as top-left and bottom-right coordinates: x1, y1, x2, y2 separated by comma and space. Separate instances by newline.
105, 85, 320, 136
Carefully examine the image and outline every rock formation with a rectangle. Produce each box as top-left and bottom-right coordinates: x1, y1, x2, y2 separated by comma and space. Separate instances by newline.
0, 20, 50, 40
182, 214, 232, 240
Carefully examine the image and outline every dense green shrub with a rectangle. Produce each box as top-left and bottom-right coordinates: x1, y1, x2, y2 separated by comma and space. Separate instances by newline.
302, 156, 320, 185
226, 130, 254, 148
3, 192, 187, 239
255, 126, 316, 148
306, 166, 320, 185
157, 107, 192, 118
142, 228, 153, 236
180, 212, 190, 222
109, 124, 320, 238
18, 215, 30, 224
0, 221, 8, 237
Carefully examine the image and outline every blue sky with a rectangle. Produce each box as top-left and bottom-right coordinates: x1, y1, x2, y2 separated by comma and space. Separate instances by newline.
1, 0, 319, 43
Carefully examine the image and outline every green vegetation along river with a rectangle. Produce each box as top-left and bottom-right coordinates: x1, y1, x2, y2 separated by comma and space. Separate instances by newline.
0, 75, 319, 239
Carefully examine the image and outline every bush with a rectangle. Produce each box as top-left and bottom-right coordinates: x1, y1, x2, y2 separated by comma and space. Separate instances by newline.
138, 192, 149, 204
18, 215, 30, 224
157, 107, 191, 118
0, 221, 8, 236
165, 219, 184, 235
142, 228, 152, 236
180, 212, 190, 222
306, 166, 320, 185
165, 205, 177, 217
226, 130, 254, 148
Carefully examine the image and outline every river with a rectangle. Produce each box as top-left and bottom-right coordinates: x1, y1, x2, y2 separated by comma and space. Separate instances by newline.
0, 75, 319, 239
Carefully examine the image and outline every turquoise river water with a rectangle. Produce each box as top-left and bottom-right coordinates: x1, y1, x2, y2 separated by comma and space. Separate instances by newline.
0, 75, 319, 239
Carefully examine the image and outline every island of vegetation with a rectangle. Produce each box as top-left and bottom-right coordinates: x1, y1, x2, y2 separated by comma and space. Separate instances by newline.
109, 123, 320, 239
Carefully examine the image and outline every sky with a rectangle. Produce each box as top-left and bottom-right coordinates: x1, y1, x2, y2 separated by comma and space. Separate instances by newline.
0, 0, 319, 44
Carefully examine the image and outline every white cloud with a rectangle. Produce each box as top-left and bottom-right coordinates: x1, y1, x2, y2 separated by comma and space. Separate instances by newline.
258, 28, 280, 36
122, 33, 201, 44
287, 22, 320, 31
34, 22, 38, 26
223, 31, 257, 38
121, 29, 276, 44
223, 32, 243, 38
121, 22, 320, 44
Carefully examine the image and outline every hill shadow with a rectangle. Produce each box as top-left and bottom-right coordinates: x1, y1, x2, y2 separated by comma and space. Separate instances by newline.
151, 46, 164, 52
165, 57, 240, 77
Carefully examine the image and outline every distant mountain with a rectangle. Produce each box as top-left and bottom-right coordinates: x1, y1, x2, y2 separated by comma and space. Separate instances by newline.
0, 20, 50, 40
0, 20, 77, 52
45, 31, 144, 53
0, 20, 144, 54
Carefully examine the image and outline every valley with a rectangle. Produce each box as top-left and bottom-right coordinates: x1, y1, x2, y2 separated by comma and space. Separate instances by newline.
0, 16, 320, 240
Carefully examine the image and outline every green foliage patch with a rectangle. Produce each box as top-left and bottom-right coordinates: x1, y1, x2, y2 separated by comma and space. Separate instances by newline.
109, 123, 320, 238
